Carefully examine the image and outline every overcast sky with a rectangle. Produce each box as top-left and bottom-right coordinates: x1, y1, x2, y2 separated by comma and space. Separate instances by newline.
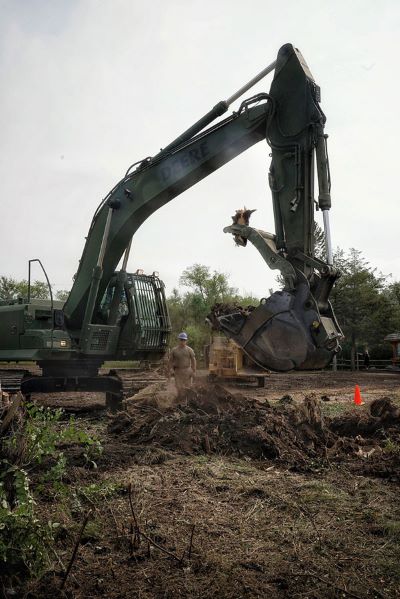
1, 0, 399, 299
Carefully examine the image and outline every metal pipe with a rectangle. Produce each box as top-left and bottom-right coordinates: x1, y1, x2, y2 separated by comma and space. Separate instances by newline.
121, 238, 132, 272
315, 132, 331, 211
155, 59, 276, 159
225, 60, 277, 106
97, 208, 113, 268
322, 209, 333, 265
28, 258, 54, 347
81, 207, 114, 348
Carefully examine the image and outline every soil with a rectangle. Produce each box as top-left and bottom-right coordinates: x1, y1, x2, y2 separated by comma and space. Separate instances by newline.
10, 371, 400, 598
107, 386, 400, 481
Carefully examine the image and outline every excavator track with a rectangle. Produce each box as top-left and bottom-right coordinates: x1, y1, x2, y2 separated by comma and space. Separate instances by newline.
0, 369, 30, 394
106, 368, 166, 399
0, 364, 165, 410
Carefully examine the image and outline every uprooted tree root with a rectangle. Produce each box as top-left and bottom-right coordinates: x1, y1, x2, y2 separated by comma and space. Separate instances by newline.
108, 384, 400, 476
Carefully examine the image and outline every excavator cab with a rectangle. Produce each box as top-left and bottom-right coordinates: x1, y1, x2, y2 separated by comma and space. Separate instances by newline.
99, 272, 171, 360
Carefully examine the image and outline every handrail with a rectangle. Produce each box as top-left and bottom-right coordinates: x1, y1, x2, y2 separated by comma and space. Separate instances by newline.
28, 259, 54, 349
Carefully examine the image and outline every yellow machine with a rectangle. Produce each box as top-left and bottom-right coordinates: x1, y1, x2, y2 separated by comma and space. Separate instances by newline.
206, 335, 269, 387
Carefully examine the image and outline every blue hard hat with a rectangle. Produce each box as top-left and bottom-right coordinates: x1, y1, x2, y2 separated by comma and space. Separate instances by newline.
178, 332, 188, 340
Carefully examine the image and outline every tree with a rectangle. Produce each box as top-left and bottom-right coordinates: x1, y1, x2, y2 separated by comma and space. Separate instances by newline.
179, 264, 236, 305
0, 276, 69, 303
55, 289, 69, 302
0, 276, 49, 300
313, 221, 326, 261
168, 264, 258, 359
380, 280, 400, 337
330, 248, 393, 368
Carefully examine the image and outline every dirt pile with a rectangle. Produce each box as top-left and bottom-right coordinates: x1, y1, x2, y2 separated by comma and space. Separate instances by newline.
330, 397, 400, 479
108, 386, 400, 476
331, 397, 400, 438
110, 384, 335, 468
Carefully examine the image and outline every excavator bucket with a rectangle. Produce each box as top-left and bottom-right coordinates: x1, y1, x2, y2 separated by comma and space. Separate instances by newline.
207, 43, 344, 372
208, 275, 341, 372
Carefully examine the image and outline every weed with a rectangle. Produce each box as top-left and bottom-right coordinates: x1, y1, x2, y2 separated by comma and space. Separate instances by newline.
0, 465, 57, 578
76, 480, 123, 503
379, 517, 400, 538
383, 437, 400, 455
0, 403, 103, 583
300, 480, 349, 505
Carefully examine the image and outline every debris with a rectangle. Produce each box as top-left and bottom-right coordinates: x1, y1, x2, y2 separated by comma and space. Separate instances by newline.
108, 384, 400, 478
370, 397, 400, 421
110, 385, 331, 468
278, 394, 294, 405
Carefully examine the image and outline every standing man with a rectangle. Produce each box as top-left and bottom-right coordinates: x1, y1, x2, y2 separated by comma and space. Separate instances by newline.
169, 332, 196, 394
363, 348, 370, 370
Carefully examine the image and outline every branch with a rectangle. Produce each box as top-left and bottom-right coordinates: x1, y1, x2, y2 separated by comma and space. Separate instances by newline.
60, 509, 92, 589
127, 484, 182, 563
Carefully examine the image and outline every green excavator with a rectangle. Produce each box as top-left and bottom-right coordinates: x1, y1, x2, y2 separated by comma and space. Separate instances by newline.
0, 43, 342, 406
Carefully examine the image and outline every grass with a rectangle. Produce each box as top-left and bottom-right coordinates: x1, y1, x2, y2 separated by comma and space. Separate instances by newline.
383, 437, 400, 455
12, 376, 400, 598
299, 480, 350, 504
320, 401, 359, 417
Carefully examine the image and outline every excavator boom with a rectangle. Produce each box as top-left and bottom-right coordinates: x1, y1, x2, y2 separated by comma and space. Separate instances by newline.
62, 43, 341, 371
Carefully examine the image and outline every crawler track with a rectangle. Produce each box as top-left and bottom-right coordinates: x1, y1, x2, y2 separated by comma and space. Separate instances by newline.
0, 364, 166, 405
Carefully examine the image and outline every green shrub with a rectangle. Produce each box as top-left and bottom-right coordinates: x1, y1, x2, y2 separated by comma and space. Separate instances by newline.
0, 403, 102, 582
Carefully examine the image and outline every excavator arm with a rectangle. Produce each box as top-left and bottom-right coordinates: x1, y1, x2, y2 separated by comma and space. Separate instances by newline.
63, 101, 269, 330
63, 43, 342, 371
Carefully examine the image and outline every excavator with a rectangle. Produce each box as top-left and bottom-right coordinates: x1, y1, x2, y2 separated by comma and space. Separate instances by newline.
0, 43, 342, 407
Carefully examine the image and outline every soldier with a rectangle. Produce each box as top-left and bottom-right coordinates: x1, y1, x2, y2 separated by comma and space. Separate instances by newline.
169, 332, 196, 394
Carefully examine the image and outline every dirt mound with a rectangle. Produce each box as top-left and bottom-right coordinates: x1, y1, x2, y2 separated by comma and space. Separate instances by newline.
370, 397, 400, 420
109, 384, 337, 469
330, 397, 400, 438
328, 397, 400, 480
108, 386, 400, 475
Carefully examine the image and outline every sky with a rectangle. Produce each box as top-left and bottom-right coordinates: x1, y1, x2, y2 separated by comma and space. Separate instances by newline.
1, 0, 399, 299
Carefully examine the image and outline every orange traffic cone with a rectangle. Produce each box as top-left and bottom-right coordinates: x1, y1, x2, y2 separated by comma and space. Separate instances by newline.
354, 385, 364, 406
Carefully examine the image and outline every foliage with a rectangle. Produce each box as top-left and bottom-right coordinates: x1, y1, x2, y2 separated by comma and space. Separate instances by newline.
313, 221, 327, 261
0, 464, 58, 579
0, 276, 49, 301
330, 248, 400, 365
167, 264, 258, 358
383, 437, 400, 456
54, 289, 69, 301
75, 481, 123, 504
0, 403, 102, 581
0, 275, 68, 302
179, 264, 236, 305
4, 404, 102, 471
